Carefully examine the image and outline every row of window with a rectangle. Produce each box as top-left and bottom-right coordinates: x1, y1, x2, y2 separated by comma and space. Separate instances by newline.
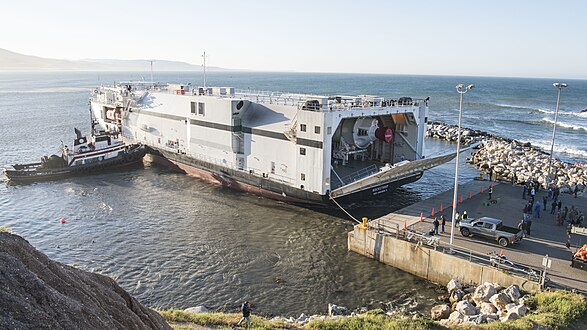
300, 124, 324, 134
190, 102, 206, 115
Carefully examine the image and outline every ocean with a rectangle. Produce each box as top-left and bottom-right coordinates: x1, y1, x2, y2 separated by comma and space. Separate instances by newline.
0, 71, 585, 316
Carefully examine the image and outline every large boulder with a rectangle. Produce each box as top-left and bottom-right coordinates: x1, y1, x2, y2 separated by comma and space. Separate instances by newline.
449, 289, 465, 304
0, 232, 171, 330
479, 302, 497, 314
464, 314, 487, 325
501, 312, 519, 322
448, 311, 464, 324
472, 282, 498, 305
184, 306, 208, 314
456, 301, 477, 316
328, 303, 350, 316
504, 285, 521, 302
490, 292, 512, 311
506, 303, 528, 317
447, 279, 462, 293
430, 304, 450, 320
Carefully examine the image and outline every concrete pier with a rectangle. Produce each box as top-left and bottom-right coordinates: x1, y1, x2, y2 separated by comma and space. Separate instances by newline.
348, 180, 587, 293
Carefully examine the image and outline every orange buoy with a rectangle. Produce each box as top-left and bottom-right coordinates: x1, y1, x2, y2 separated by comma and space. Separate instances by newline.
460, 196, 463, 204
439, 203, 443, 213
403, 220, 407, 230
431, 207, 435, 217
60, 218, 65, 224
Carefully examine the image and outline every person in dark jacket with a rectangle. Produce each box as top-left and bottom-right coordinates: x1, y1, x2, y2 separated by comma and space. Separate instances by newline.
440, 215, 446, 233
237, 301, 252, 329
433, 217, 440, 235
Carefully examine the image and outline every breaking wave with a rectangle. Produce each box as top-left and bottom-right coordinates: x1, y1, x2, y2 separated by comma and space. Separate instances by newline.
536, 108, 587, 118
540, 118, 587, 132
529, 140, 587, 160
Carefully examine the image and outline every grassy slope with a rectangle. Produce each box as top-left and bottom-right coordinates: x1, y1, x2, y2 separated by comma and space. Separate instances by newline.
159, 291, 587, 330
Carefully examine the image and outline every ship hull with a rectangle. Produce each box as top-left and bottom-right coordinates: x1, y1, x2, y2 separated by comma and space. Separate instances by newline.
146, 147, 421, 206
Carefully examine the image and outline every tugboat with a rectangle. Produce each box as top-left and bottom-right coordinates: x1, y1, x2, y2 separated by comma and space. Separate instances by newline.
3, 127, 145, 182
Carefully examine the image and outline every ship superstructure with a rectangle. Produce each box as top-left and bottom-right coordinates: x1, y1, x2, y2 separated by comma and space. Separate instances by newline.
89, 82, 453, 204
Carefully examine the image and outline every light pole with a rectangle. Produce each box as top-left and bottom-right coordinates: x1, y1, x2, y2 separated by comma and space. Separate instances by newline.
546, 82, 567, 188
450, 84, 474, 246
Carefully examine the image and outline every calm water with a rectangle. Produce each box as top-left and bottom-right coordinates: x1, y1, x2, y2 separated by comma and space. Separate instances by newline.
1, 72, 585, 316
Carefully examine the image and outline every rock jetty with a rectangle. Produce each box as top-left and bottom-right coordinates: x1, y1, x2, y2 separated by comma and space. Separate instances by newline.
432, 279, 529, 326
0, 232, 171, 330
427, 121, 586, 192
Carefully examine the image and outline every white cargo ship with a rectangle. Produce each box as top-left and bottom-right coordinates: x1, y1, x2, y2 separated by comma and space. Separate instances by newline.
89, 82, 454, 204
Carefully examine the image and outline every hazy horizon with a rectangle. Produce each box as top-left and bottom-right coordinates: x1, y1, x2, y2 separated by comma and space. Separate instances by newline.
2, 0, 587, 79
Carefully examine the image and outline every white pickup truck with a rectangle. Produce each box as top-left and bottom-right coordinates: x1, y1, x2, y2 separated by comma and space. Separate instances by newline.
459, 217, 524, 247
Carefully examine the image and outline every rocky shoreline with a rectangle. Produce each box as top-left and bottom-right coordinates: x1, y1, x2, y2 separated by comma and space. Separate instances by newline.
427, 122, 587, 193
431, 279, 528, 326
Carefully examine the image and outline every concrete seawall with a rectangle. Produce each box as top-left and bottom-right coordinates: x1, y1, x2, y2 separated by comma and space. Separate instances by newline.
348, 224, 541, 292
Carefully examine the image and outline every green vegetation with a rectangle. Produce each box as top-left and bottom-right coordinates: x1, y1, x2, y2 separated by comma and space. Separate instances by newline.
158, 310, 290, 330
158, 291, 587, 330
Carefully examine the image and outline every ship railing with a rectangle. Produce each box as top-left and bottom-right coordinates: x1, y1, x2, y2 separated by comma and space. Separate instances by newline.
336, 164, 379, 187
188, 151, 296, 185
233, 89, 427, 112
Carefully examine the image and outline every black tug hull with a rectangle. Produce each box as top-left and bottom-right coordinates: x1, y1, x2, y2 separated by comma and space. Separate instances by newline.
4, 145, 146, 183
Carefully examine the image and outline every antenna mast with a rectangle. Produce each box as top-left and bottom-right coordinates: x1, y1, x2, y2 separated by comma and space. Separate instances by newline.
202, 51, 208, 89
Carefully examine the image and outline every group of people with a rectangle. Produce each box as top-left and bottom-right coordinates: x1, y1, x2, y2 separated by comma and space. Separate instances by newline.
519, 181, 584, 237
432, 211, 468, 235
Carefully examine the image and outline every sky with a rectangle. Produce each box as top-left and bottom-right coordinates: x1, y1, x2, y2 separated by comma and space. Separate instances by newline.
1, 0, 586, 78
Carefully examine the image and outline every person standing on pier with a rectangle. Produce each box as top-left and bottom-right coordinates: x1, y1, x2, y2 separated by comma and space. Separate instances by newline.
488, 186, 493, 200
517, 219, 527, 238
433, 217, 439, 235
522, 185, 527, 199
440, 215, 446, 233
543, 195, 548, 211
534, 201, 541, 218
551, 200, 557, 215
526, 218, 532, 236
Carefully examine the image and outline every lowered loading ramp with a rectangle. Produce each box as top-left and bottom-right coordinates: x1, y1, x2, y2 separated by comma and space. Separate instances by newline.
330, 151, 459, 199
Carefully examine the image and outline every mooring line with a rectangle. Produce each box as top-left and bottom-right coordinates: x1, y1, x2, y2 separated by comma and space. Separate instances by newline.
329, 192, 361, 224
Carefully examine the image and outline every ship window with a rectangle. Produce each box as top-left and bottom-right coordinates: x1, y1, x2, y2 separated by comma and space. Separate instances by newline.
300, 124, 307, 132
190, 102, 196, 114
198, 102, 205, 115
314, 126, 321, 134
301, 173, 306, 181
327, 126, 332, 134
299, 147, 306, 155
358, 128, 368, 136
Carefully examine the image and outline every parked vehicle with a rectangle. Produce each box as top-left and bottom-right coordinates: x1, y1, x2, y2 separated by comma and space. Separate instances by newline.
460, 217, 523, 247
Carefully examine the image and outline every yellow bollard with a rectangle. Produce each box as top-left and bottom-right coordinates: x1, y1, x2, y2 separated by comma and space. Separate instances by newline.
362, 217, 368, 228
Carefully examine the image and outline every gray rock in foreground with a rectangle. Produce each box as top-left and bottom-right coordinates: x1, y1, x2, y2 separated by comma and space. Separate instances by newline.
0, 232, 171, 330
